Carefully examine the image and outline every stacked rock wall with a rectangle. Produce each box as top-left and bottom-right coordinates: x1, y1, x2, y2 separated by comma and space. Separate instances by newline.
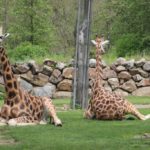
0, 58, 150, 99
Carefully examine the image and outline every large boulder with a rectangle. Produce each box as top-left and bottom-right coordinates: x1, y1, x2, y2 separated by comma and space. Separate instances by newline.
13, 63, 30, 74
19, 79, 33, 92
56, 62, 66, 70
135, 58, 146, 67
116, 65, 126, 72
129, 68, 148, 78
132, 74, 143, 82
121, 79, 137, 93
21, 71, 49, 86
32, 83, 56, 97
62, 67, 74, 79
122, 59, 135, 70
114, 88, 129, 97
108, 78, 119, 90
115, 57, 126, 65
57, 79, 72, 91
136, 78, 150, 87
49, 69, 62, 84
103, 67, 117, 79
89, 59, 96, 68
143, 61, 150, 71
118, 71, 131, 80
42, 65, 53, 76
132, 87, 150, 96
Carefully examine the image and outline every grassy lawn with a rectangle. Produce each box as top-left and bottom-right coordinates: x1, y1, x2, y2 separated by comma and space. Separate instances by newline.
0, 96, 150, 150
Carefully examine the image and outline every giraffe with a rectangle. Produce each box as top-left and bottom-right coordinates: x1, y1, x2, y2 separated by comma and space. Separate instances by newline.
0, 34, 62, 126
84, 35, 150, 120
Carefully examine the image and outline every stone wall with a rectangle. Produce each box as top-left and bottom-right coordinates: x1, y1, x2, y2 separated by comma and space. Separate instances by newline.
0, 58, 150, 99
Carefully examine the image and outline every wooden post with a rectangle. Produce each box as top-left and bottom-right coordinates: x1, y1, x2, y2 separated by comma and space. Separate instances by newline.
72, 0, 92, 109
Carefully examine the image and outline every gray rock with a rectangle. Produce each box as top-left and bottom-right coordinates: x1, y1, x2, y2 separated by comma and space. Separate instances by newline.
129, 68, 148, 78
56, 62, 66, 70
43, 59, 57, 67
135, 58, 146, 67
89, 59, 96, 68
21, 72, 49, 86
136, 78, 150, 87
42, 65, 53, 76
19, 79, 33, 92
108, 78, 119, 89
15, 63, 30, 74
123, 59, 135, 69
118, 71, 131, 80
28, 60, 42, 75
57, 79, 72, 91
143, 61, 150, 71
121, 79, 137, 93
49, 69, 62, 84
115, 57, 126, 65
132, 74, 143, 82
62, 67, 74, 79
116, 65, 126, 72
103, 67, 117, 79
132, 87, 150, 96
32, 83, 56, 97
114, 89, 129, 97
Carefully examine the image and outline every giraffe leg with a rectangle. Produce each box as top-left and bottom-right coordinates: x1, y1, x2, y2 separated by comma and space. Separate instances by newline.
0, 105, 9, 126
84, 105, 95, 119
125, 101, 150, 120
43, 97, 62, 126
8, 116, 38, 126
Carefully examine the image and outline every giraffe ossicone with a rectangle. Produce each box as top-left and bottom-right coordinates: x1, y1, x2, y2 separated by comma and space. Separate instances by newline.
85, 35, 150, 121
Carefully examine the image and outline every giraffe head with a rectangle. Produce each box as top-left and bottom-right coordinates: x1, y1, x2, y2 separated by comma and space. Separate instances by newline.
91, 35, 109, 54
0, 33, 10, 43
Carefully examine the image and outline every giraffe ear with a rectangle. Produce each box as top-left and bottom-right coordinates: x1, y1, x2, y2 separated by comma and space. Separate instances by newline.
4, 33, 10, 38
91, 40, 97, 46
101, 40, 109, 47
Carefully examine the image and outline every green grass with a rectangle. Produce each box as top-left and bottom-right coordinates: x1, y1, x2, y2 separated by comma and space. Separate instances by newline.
0, 96, 150, 150
126, 96, 150, 104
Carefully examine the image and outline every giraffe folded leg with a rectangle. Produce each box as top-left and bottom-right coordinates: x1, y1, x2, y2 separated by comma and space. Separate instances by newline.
8, 116, 38, 126
0, 117, 7, 126
43, 97, 62, 126
84, 105, 95, 119
125, 101, 150, 120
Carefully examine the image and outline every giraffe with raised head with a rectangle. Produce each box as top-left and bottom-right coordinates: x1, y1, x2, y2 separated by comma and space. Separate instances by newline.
0, 33, 62, 126
84, 35, 150, 120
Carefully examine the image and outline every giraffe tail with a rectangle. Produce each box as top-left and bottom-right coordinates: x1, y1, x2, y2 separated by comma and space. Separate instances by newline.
125, 101, 150, 120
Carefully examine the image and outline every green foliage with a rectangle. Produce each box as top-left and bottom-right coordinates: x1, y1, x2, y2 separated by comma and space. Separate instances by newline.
8, 42, 48, 62
115, 34, 141, 57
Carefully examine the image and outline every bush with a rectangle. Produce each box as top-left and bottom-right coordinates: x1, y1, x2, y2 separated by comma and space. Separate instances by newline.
115, 34, 141, 57
8, 42, 48, 62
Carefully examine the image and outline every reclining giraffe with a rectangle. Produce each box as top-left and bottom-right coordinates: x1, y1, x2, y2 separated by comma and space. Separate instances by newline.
0, 33, 62, 126
84, 35, 150, 120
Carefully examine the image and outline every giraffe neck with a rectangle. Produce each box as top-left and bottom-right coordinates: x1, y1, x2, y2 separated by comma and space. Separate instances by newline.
95, 44, 103, 87
0, 47, 20, 100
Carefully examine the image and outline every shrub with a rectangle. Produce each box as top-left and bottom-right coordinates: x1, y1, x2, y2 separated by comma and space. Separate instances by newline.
115, 34, 141, 57
8, 42, 48, 62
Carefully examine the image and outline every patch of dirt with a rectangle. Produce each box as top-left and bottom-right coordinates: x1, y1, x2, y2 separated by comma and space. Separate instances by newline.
0, 128, 18, 145
0, 135, 17, 145
134, 133, 150, 139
